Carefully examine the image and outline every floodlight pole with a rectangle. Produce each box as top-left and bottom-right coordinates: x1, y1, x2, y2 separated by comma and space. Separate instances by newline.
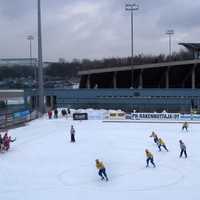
125, 3, 139, 88
37, 0, 44, 114
166, 29, 174, 57
27, 35, 36, 81
27, 35, 34, 66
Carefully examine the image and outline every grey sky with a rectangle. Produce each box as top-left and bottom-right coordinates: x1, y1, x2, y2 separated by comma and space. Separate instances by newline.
0, 0, 199, 62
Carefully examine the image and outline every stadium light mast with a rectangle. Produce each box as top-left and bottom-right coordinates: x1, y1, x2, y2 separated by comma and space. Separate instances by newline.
27, 35, 36, 81
27, 35, 34, 66
125, 3, 139, 88
166, 29, 174, 57
37, 0, 45, 114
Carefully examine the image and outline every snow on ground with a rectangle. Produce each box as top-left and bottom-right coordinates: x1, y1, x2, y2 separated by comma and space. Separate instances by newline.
1, 117, 200, 200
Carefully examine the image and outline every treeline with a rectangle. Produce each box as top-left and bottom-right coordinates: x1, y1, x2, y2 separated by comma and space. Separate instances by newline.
46, 50, 193, 78
94, 51, 191, 68
0, 50, 193, 80
0, 66, 34, 81
45, 61, 80, 79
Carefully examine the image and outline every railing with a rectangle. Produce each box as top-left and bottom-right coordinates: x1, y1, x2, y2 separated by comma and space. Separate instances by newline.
0, 109, 39, 130
24, 88, 200, 98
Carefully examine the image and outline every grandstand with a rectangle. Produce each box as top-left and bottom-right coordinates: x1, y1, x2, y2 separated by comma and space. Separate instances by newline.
79, 43, 200, 89
74, 43, 200, 112
25, 43, 200, 113
79, 59, 200, 89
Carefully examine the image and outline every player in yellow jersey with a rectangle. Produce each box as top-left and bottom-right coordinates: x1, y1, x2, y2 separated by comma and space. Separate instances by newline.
95, 159, 109, 181
149, 131, 159, 144
157, 138, 169, 152
145, 149, 156, 168
182, 122, 188, 132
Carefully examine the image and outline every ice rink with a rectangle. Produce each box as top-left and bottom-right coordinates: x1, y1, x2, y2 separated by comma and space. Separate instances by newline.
1, 117, 200, 200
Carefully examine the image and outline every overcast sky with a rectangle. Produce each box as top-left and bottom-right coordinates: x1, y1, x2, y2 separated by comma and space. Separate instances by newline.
0, 0, 200, 62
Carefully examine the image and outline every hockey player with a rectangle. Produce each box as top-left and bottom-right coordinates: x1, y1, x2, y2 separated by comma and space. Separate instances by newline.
3, 132, 8, 141
149, 131, 159, 144
157, 138, 169, 152
67, 108, 71, 115
145, 149, 156, 168
70, 125, 75, 143
1, 132, 8, 151
54, 109, 58, 118
48, 111, 52, 119
179, 140, 187, 158
182, 122, 188, 131
95, 159, 109, 181
0, 134, 3, 151
61, 109, 67, 117
3, 136, 16, 151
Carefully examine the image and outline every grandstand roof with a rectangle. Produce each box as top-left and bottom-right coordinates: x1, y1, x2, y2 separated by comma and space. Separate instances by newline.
78, 59, 200, 75
179, 43, 200, 51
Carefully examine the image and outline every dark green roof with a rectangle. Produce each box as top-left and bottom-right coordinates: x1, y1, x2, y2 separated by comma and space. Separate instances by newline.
179, 43, 200, 51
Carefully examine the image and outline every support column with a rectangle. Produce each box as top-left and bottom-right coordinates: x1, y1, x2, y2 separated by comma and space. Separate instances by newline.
31, 96, 35, 108
46, 96, 53, 107
113, 72, 117, 88
131, 68, 134, 88
35, 96, 40, 108
165, 67, 169, 89
45, 96, 49, 107
24, 96, 28, 106
139, 69, 143, 89
50, 96, 54, 107
192, 65, 196, 89
86, 75, 91, 89
53, 96, 57, 108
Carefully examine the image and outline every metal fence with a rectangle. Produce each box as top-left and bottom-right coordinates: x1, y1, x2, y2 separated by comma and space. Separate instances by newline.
0, 109, 39, 130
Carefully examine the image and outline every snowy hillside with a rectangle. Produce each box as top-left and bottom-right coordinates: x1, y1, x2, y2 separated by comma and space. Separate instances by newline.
0, 117, 200, 200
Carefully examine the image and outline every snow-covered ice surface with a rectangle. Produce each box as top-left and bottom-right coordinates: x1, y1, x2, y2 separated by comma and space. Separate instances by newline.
1, 118, 200, 200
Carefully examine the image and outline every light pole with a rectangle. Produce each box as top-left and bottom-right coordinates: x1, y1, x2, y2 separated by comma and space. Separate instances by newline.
27, 35, 34, 65
37, 0, 44, 114
166, 29, 174, 57
27, 35, 36, 80
125, 3, 139, 88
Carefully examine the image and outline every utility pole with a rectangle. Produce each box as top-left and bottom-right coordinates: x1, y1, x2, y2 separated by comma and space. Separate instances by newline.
37, 0, 44, 114
125, 3, 139, 88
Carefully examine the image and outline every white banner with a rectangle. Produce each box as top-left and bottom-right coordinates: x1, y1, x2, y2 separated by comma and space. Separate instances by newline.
131, 113, 180, 120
